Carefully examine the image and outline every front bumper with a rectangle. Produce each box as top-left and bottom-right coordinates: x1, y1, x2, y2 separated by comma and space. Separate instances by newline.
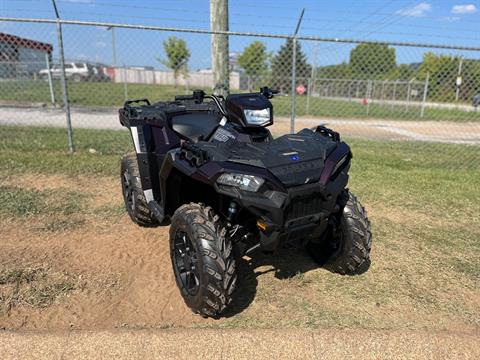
216, 168, 349, 251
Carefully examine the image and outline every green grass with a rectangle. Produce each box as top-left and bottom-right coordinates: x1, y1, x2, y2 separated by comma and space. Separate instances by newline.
1, 80, 478, 122
0, 184, 88, 233
0, 265, 76, 314
0, 80, 191, 108
272, 95, 479, 122
0, 126, 131, 175
0, 187, 44, 216
0, 126, 479, 330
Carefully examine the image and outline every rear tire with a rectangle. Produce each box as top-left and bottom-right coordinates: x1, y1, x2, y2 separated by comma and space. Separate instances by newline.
307, 190, 372, 275
169, 203, 237, 318
120, 153, 158, 227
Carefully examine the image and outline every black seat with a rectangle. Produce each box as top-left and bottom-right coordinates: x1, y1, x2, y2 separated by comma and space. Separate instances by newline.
170, 112, 220, 142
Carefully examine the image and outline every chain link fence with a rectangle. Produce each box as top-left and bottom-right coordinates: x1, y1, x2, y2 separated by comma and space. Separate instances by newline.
1, 17, 479, 164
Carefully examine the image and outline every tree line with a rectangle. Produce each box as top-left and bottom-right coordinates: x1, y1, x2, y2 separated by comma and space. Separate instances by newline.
237, 40, 480, 102
159, 36, 480, 102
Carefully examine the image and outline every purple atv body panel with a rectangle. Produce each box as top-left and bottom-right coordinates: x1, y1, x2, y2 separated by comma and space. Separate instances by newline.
319, 142, 351, 185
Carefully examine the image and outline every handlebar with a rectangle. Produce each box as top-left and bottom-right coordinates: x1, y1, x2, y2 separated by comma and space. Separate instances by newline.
174, 89, 206, 102
173, 86, 278, 117
175, 89, 228, 117
260, 87, 279, 99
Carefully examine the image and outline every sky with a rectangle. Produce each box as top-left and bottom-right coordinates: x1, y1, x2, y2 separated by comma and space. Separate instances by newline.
1, 0, 479, 70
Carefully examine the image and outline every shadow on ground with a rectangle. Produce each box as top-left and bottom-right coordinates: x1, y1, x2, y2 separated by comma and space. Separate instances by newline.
223, 245, 371, 318
223, 248, 319, 318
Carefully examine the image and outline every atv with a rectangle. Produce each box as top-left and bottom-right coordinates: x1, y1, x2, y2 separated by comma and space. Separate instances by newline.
119, 87, 372, 318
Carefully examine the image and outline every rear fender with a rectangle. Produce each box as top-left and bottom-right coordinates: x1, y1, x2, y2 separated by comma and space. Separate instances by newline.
126, 123, 180, 223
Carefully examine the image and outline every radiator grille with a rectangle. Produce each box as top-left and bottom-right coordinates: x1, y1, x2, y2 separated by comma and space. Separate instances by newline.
286, 195, 324, 220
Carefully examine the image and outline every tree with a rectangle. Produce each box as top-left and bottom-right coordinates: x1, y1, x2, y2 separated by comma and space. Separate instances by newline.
237, 41, 269, 91
349, 43, 396, 79
316, 62, 352, 79
460, 60, 480, 101
419, 52, 459, 101
158, 36, 190, 87
271, 38, 311, 93
395, 64, 416, 80
383, 63, 417, 81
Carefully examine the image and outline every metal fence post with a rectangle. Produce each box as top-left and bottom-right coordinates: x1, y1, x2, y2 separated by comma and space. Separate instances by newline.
306, 41, 318, 116
305, 78, 311, 115
107, 26, 117, 67
290, 9, 304, 134
366, 80, 372, 116
391, 80, 398, 112
381, 80, 386, 105
405, 79, 412, 113
123, 65, 129, 101
455, 57, 463, 102
52, 0, 74, 153
420, 72, 429, 118
45, 53, 56, 107
290, 37, 298, 134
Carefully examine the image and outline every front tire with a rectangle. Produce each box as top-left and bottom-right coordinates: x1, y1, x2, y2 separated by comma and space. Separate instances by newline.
169, 203, 237, 318
307, 190, 372, 275
120, 153, 158, 227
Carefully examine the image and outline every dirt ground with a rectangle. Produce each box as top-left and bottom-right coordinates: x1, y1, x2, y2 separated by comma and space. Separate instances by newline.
2, 328, 479, 359
0, 174, 200, 330
272, 117, 480, 144
0, 172, 479, 334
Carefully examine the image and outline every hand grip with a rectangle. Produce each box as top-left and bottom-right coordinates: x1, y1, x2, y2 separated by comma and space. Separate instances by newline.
124, 98, 151, 107
174, 95, 194, 101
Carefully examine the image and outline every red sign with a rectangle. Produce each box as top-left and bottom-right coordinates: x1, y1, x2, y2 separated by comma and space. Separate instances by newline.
296, 84, 306, 95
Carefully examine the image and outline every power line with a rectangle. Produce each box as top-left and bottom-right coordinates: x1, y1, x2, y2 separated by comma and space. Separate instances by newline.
58, 0, 204, 13
5, 2, 480, 32
313, 0, 413, 55
3, 16, 480, 52
3, 8, 478, 44
358, 0, 424, 39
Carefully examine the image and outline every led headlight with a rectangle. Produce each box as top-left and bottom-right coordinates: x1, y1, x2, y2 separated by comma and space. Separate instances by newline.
216, 173, 264, 192
243, 108, 271, 126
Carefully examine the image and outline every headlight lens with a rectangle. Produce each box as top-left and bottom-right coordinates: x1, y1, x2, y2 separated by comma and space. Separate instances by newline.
216, 173, 264, 192
243, 108, 271, 126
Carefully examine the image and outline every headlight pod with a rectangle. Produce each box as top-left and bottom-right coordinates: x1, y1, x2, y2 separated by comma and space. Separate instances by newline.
243, 108, 271, 126
216, 173, 264, 192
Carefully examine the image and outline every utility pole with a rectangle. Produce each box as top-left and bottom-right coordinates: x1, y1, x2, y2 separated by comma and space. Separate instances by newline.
107, 26, 117, 67
455, 57, 463, 102
210, 0, 229, 97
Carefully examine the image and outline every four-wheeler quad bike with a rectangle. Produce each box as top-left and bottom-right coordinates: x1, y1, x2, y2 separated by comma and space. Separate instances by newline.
119, 87, 372, 318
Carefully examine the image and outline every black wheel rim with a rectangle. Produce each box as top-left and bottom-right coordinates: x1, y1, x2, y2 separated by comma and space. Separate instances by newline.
329, 219, 345, 258
122, 169, 135, 212
173, 231, 200, 296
